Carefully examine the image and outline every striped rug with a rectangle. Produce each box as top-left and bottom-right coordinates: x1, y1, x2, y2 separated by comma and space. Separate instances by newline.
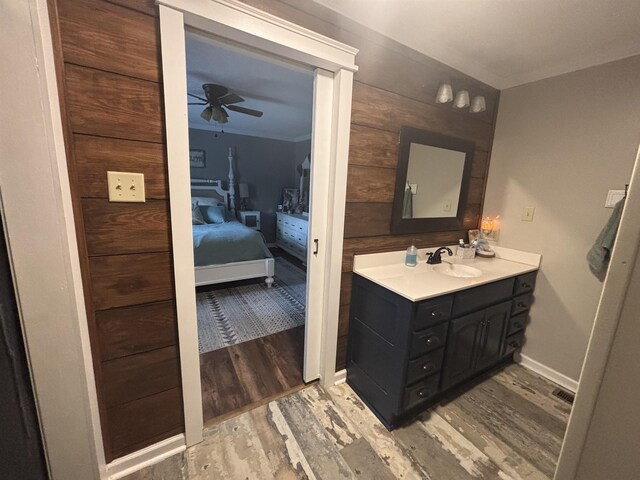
196, 257, 306, 354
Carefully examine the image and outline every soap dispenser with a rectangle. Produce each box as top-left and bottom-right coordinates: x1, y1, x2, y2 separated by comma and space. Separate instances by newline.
405, 239, 418, 267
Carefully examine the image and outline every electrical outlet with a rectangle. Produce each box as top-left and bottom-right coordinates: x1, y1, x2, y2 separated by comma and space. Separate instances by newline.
522, 206, 535, 222
107, 171, 145, 203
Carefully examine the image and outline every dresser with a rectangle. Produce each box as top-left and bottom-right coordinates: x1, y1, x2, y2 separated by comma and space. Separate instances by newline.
276, 212, 308, 261
347, 249, 538, 430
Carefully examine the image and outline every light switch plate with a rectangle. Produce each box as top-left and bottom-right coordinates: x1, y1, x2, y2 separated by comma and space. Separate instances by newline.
443, 199, 452, 212
522, 206, 535, 222
409, 183, 418, 194
107, 171, 145, 202
605, 189, 625, 208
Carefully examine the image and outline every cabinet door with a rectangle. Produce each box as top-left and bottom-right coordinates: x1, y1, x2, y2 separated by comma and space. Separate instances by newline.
441, 311, 483, 390
476, 301, 511, 371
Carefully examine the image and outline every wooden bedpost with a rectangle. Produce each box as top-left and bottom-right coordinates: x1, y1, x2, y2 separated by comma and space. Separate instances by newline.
227, 147, 236, 217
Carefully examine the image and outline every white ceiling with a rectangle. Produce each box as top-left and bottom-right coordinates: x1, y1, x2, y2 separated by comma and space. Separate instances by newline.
186, 31, 313, 141
313, 0, 640, 89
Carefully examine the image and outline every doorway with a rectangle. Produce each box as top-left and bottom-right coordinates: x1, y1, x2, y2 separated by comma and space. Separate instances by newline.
158, 0, 358, 446
184, 31, 315, 424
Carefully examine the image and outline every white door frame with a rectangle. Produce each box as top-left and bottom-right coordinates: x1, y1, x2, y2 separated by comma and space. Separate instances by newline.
157, 0, 358, 446
554, 144, 640, 478
1, 0, 105, 478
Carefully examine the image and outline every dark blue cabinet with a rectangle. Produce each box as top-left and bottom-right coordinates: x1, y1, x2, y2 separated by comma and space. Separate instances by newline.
347, 270, 536, 429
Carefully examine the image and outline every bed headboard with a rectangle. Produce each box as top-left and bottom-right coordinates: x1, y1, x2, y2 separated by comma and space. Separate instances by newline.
190, 148, 236, 214
191, 179, 228, 207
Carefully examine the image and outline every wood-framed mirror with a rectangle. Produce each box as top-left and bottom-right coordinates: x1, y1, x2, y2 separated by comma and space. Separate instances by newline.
390, 126, 475, 234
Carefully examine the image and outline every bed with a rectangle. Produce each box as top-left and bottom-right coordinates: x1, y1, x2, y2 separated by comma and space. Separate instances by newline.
191, 160, 274, 287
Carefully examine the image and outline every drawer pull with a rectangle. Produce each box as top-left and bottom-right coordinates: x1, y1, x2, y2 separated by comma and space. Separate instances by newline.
509, 341, 520, 348
425, 336, 439, 346
431, 310, 442, 319
521, 282, 531, 288
513, 321, 523, 329
422, 362, 434, 372
417, 388, 431, 398
517, 302, 527, 308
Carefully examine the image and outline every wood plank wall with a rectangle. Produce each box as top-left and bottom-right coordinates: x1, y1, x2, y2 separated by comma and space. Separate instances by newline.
47, 0, 498, 461
236, 0, 500, 369
48, 0, 182, 461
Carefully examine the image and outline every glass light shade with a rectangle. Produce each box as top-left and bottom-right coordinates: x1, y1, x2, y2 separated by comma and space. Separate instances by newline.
453, 90, 470, 109
435, 83, 453, 104
470, 95, 487, 113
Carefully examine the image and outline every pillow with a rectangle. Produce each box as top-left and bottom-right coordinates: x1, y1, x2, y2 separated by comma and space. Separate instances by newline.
199, 205, 227, 224
192, 203, 206, 225
191, 196, 221, 207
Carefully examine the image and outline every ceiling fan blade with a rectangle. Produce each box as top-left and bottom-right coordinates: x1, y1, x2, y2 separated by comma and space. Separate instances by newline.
200, 106, 213, 122
218, 92, 244, 105
188, 92, 207, 102
188, 102, 207, 105
226, 105, 263, 117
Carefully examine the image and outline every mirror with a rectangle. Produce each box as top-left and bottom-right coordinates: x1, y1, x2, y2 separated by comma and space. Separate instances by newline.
391, 126, 475, 234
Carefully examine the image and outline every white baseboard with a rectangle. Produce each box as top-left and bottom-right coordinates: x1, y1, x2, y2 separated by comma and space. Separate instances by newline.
334, 369, 347, 385
107, 434, 186, 480
517, 354, 579, 393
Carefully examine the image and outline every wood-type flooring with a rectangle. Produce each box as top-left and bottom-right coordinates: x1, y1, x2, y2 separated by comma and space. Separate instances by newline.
126, 363, 570, 479
200, 325, 306, 424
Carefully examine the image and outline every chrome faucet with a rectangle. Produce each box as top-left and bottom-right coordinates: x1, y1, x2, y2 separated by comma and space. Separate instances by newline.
426, 247, 453, 265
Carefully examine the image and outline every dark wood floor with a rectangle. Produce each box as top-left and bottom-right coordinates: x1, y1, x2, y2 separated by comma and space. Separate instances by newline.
200, 325, 306, 424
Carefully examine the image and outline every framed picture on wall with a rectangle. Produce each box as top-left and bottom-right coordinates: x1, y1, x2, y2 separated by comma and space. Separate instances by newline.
190, 149, 206, 168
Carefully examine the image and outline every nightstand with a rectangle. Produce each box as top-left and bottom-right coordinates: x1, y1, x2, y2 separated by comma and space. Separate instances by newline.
239, 210, 261, 230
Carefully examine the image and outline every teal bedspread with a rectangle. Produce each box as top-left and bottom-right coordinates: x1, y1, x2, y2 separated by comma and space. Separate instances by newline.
193, 221, 272, 267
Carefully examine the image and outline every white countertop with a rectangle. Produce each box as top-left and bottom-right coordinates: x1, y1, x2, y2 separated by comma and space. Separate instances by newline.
353, 246, 541, 302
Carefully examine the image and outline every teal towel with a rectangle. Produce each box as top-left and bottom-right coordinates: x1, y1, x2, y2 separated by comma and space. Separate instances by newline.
587, 199, 625, 276
403, 187, 413, 218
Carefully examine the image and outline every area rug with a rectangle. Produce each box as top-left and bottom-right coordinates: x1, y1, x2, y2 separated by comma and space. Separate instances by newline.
197, 257, 306, 354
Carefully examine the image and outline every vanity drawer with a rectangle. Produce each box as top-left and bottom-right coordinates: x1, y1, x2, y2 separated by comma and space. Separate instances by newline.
514, 271, 537, 296
507, 312, 528, 336
405, 348, 444, 385
414, 297, 452, 330
410, 322, 448, 358
403, 374, 439, 410
504, 330, 525, 356
512, 293, 533, 315
453, 277, 515, 317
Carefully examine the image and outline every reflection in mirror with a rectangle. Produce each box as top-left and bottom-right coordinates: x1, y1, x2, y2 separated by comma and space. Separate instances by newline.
404, 144, 466, 219
391, 126, 475, 234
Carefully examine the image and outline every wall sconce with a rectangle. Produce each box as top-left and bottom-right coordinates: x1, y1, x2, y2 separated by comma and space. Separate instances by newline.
435, 83, 453, 104
481, 215, 500, 241
453, 90, 470, 109
470, 95, 486, 113
435, 83, 486, 114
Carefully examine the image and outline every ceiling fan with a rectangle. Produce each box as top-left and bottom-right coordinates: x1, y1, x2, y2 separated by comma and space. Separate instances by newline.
188, 84, 263, 124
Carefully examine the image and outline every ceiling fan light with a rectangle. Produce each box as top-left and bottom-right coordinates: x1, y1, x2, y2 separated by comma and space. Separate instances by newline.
200, 107, 213, 122
211, 106, 223, 122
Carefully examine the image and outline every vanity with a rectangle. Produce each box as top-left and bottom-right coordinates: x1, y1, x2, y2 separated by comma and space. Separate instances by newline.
346, 247, 540, 429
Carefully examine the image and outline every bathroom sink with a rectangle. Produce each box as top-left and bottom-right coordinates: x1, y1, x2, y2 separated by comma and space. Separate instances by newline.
433, 263, 482, 278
